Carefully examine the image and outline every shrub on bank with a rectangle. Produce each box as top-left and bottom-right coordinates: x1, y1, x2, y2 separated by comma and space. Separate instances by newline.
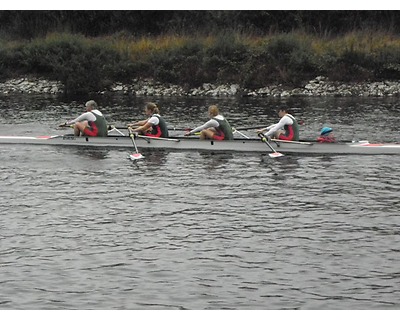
147, 40, 205, 87
241, 34, 318, 89
1, 33, 133, 96
372, 45, 400, 80
313, 31, 400, 82
1, 31, 400, 96
203, 33, 249, 85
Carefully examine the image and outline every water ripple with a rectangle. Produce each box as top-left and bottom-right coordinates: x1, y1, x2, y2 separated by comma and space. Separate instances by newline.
1, 96, 400, 309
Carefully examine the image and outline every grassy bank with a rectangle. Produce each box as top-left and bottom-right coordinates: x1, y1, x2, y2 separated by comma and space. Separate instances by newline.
1, 31, 400, 96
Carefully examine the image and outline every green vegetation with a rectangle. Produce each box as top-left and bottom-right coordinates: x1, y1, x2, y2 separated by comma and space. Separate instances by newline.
1, 11, 400, 96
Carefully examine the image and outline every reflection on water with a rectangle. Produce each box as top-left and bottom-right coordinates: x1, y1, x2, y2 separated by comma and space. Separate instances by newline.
56, 146, 111, 160
139, 150, 169, 166
260, 155, 301, 181
197, 151, 235, 170
0, 94, 400, 310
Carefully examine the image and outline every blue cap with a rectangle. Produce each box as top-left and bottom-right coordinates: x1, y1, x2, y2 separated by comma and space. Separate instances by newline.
320, 127, 333, 135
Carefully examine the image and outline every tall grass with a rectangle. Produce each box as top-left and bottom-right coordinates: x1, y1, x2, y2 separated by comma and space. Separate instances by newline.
1, 30, 400, 96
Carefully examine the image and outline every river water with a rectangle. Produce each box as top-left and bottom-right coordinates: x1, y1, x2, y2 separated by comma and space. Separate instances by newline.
0, 93, 399, 310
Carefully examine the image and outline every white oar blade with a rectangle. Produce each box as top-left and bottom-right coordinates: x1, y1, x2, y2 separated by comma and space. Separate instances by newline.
269, 152, 284, 158
129, 153, 144, 161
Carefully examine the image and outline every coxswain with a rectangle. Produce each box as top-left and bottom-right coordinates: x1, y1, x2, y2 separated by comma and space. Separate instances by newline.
317, 127, 336, 143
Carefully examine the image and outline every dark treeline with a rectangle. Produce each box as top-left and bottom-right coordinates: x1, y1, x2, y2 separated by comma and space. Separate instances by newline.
2, 10, 400, 97
1, 10, 400, 38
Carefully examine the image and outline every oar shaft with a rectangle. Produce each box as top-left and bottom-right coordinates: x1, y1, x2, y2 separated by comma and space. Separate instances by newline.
110, 124, 268, 132
258, 133, 283, 157
262, 137, 279, 153
137, 135, 180, 142
128, 128, 140, 153
58, 123, 74, 128
236, 125, 267, 130
271, 138, 313, 145
109, 125, 191, 131
233, 128, 250, 139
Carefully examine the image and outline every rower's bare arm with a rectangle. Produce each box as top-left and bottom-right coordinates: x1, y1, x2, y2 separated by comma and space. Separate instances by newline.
127, 120, 146, 127
132, 122, 152, 133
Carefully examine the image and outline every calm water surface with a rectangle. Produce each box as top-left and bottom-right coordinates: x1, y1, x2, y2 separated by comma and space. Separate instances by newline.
0, 94, 399, 309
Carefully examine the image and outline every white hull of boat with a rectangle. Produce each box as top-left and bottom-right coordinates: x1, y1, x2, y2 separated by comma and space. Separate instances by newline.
0, 134, 399, 155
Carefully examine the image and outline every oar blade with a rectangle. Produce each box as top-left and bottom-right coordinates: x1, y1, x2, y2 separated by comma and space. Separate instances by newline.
129, 153, 144, 161
258, 133, 284, 158
269, 151, 284, 158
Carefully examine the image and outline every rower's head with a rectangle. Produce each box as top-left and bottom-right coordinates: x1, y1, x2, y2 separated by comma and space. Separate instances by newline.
85, 100, 97, 111
145, 102, 160, 115
277, 107, 289, 118
208, 105, 219, 117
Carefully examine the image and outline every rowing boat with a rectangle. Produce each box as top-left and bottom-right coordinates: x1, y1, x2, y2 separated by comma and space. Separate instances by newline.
0, 134, 399, 155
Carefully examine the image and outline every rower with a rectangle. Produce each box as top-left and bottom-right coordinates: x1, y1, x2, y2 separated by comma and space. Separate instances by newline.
127, 102, 169, 138
185, 105, 234, 140
256, 107, 299, 141
62, 100, 108, 137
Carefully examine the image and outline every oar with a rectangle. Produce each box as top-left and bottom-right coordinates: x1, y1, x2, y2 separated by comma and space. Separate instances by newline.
232, 127, 250, 139
108, 124, 275, 133
112, 125, 270, 132
108, 126, 126, 136
108, 123, 304, 133
258, 133, 284, 158
234, 121, 305, 131
58, 123, 74, 129
137, 135, 180, 142
109, 125, 191, 132
235, 125, 268, 131
128, 128, 144, 161
271, 138, 313, 145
